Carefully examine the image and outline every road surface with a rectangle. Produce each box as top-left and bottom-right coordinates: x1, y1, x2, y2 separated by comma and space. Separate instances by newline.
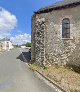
0, 48, 57, 92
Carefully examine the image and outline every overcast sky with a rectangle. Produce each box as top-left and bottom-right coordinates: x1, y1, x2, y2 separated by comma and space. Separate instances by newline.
0, 0, 63, 45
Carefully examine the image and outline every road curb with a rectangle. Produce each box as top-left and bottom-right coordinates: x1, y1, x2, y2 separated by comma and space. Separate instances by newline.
25, 62, 65, 92
20, 49, 66, 92
27, 64, 66, 92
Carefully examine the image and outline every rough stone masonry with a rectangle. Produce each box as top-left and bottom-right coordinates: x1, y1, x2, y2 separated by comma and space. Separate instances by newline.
31, 0, 80, 67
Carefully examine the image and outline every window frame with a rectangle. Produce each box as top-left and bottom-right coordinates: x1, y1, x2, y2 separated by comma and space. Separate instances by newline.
62, 18, 70, 38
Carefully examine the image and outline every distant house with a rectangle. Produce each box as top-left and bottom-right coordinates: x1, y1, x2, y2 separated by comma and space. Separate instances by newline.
0, 42, 2, 51
32, 0, 80, 66
0, 38, 13, 50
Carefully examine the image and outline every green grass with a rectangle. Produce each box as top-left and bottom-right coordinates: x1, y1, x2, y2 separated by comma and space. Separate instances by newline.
69, 89, 78, 92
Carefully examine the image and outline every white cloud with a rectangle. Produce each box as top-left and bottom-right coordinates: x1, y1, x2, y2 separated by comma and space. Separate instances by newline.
0, 7, 17, 38
11, 33, 31, 45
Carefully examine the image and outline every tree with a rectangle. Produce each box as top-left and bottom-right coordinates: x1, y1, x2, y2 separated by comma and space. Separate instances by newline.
25, 42, 31, 47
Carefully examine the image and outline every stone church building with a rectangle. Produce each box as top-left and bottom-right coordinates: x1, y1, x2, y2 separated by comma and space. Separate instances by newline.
31, 0, 80, 66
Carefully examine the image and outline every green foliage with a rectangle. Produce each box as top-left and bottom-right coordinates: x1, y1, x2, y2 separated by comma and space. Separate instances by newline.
43, 66, 48, 70
25, 42, 31, 47
30, 63, 39, 70
69, 89, 78, 92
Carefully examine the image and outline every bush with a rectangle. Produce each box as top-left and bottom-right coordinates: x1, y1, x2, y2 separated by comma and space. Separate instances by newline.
25, 42, 31, 47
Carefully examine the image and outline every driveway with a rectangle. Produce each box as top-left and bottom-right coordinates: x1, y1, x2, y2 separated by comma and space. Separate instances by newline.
0, 48, 57, 92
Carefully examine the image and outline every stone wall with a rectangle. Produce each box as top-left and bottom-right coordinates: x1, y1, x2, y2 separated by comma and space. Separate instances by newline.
32, 5, 80, 66
31, 15, 46, 66
31, 15, 36, 62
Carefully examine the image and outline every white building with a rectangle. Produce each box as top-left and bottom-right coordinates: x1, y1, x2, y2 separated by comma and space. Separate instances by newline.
0, 38, 13, 50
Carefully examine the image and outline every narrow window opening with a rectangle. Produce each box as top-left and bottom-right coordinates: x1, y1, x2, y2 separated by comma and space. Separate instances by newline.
62, 18, 70, 38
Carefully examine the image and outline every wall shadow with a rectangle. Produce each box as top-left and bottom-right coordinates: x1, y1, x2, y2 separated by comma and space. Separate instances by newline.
17, 51, 31, 63
66, 64, 80, 74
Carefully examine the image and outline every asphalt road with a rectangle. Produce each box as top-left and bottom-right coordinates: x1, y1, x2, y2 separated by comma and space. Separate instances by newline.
0, 48, 57, 92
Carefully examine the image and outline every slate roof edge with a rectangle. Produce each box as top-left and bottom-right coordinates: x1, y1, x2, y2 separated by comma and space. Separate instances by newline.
35, 1, 80, 14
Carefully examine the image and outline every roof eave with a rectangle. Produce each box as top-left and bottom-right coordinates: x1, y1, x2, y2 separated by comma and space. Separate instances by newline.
35, 1, 80, 14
